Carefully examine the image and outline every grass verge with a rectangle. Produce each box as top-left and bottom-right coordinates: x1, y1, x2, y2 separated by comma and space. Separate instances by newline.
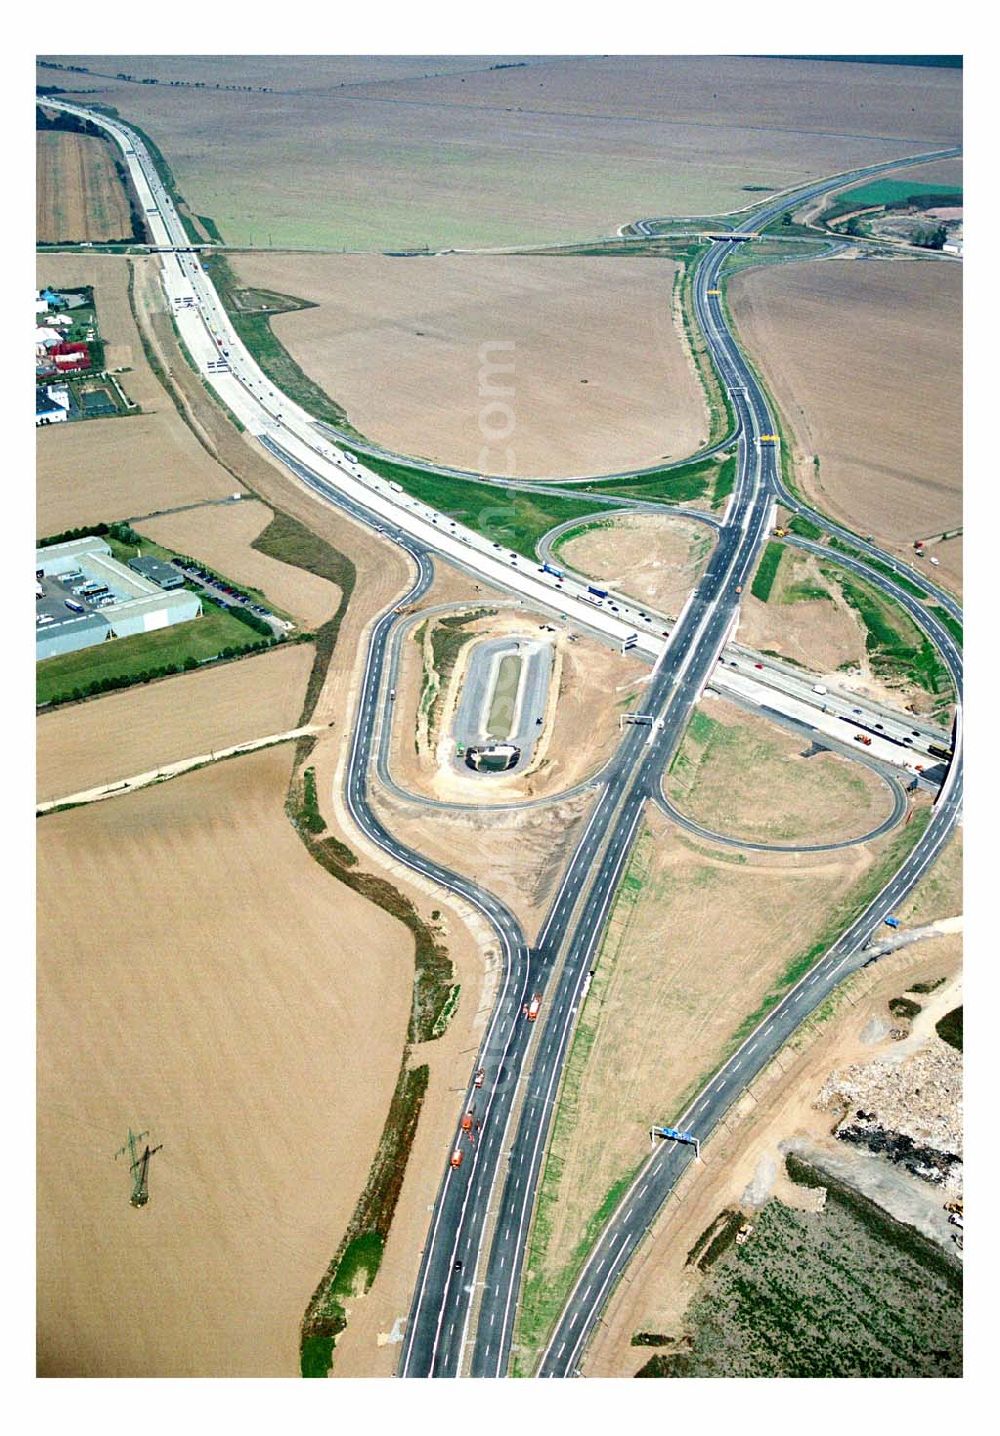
360, 453, 614, 560
750, 541, 784, 602
300, 1057, 429, 1375
819, 565, 952, 700
249, 509, 356, 725
203, 253, 362, 433
579, 451, 735, 508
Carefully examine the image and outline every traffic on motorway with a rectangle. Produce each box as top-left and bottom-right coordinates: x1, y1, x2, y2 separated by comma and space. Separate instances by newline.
50, 99, 962, 1380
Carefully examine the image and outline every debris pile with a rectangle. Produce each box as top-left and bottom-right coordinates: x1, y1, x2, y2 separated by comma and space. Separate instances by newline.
817, 1039, 962, 1194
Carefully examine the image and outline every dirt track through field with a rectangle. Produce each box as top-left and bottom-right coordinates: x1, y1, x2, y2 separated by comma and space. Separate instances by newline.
36, 642, 314, 803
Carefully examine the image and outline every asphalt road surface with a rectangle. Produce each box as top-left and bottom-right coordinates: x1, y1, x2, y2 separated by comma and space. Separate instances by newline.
45, 99, 962, 1382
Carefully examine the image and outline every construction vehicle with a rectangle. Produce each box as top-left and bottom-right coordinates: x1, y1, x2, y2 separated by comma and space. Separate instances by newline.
945, 1199, 964, 1215
461, 1105, 476, 1133
525, 994, 542, 1022
854, 732, 873, 746
949, 1212, 964, 1229
736, 1221, 755, 1247
773, 526, 788, 538
450, 1148, 464, 1170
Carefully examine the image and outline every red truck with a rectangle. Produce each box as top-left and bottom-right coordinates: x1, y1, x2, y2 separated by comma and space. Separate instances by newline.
525, 994, 542, 1022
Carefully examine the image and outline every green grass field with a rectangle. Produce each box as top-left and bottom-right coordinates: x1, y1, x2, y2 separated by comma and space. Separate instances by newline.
750, 541, 784, 602
36, 606, 270, 706
581, 451, 734, 509
360, 453, 614, 560
824, 179, 961, 222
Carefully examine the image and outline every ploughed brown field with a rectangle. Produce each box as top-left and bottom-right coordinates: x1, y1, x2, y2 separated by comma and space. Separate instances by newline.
36, 56, 960, 249
36, 642, 314, 803
37, 129, 133, 243
37, 746, 413, 1376
728, 259, 962, 592
232, 252, 707, 477
36, 255, 246, 534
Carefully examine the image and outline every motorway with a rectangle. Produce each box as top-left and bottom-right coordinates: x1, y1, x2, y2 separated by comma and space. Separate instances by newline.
46, 99, 962, 1380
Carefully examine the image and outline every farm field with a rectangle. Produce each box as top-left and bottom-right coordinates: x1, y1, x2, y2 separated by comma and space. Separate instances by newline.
36, 641, 313, 802
232, 253, 706, 477
36, 255, 246, 534
556, 514, 716, 619
37, 746, 413, 1376
138, 500, 342, 630
37, 130, 133, 243
514, 804, 928, 1369
665, 702, 895, 845
728, 259, 962, 594
36, 56, 960, 250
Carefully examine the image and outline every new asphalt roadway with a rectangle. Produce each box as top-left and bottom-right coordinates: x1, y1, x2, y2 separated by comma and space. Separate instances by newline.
45, 99, 962, 1380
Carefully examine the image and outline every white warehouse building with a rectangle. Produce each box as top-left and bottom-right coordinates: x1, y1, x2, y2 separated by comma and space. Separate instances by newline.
36, 535, 201, 662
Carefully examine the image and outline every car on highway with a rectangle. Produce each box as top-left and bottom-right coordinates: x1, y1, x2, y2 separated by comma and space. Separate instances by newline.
453, 1260, 463, 1273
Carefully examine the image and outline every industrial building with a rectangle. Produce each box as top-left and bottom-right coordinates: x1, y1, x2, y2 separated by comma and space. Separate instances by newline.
36, 535, 201, 662
127, 555, 186, 589
35, 385, 70, 426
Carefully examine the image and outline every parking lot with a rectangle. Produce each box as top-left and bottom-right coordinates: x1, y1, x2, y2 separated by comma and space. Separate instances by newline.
169, 559, 291, 636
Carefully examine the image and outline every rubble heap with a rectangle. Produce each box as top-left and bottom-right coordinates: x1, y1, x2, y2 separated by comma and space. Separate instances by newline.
817, 1037, 962, 1194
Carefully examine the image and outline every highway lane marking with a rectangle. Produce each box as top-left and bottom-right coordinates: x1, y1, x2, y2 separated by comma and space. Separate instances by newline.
97, 101, 965, 1378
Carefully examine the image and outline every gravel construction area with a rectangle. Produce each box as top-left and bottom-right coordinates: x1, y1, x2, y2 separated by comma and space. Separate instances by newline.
817, 1017, 963, 1193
